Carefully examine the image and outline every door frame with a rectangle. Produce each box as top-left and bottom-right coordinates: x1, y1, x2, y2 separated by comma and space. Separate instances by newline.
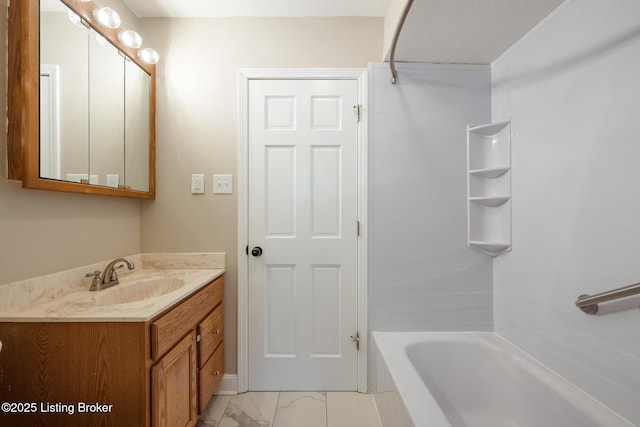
40, 64, 61, 180
238, 68, 368, 393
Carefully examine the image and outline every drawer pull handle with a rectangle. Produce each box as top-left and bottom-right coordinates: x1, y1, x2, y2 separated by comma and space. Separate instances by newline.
214, 370, 221, 377
213, 329, 220, 335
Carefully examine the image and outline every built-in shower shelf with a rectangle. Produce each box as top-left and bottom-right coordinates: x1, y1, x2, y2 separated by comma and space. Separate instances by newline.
468, 121, 509, 135
469, 166, 510, 179
469, 241, 511, 255
467, 120, 512, 257
469, 196, 510, 207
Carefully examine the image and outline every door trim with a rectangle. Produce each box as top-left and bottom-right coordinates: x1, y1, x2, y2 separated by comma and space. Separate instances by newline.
238, 68, 368, 393
40, 64, 61, 180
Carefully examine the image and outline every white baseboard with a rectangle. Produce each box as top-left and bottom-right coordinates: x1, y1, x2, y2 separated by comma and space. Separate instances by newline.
215, 374, 238, 396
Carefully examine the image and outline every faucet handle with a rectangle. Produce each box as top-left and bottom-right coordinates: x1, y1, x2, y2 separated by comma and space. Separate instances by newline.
110, 259, 135, 281
85, 270, 102, 286
110, 263, 127, 281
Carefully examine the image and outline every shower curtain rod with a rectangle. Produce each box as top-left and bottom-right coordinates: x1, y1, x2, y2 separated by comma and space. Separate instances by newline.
389, 0, 415, 84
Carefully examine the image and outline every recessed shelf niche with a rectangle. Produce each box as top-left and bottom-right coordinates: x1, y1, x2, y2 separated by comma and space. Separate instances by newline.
467, 120, 511, 256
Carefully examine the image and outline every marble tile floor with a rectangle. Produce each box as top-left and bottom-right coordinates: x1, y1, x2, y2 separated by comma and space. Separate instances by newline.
196, 392, 383, 427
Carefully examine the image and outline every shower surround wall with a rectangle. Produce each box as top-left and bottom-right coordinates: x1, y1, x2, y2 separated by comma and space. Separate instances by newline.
492, 0, 640, 423
369, 63, 493, 332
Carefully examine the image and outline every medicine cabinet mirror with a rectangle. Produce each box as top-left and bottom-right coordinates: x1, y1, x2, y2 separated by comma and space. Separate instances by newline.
7, 0, 155, 199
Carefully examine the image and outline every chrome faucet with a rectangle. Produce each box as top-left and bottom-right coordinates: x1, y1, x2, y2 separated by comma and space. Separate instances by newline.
86, 258, 135, 291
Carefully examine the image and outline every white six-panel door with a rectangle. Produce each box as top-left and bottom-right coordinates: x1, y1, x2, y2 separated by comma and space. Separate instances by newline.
248, 79, 359, 390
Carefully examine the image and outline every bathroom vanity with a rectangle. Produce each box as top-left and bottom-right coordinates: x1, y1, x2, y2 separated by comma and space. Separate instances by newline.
151, 274, 225, 425
0, 265, 224, 427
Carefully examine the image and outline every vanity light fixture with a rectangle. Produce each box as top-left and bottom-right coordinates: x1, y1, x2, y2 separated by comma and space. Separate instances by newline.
118, 30, 143, 49
138, 48, 160, 65
93, 7, 121, 29
66, 2, 160, 65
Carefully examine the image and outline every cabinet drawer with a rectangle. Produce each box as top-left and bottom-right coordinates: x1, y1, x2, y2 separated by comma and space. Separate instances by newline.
198, 304, 223, 368
151, 278, 221, 360
198, 342, 224, 414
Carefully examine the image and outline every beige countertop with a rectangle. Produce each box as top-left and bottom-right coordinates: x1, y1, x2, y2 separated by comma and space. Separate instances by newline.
0, 253, 225, 323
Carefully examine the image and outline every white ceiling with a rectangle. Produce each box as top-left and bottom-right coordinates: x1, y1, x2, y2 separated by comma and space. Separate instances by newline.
53, 0, 567, 64
394, 0, 567, 64
123, 0, 389, 18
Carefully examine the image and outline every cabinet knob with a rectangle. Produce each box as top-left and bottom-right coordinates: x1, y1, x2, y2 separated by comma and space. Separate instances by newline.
196, 334, 201, 343
214, 370, 221, 377
213, 329, 220, 335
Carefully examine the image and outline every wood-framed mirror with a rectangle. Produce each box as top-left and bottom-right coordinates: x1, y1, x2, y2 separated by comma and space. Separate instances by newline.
7, 0, 156, 199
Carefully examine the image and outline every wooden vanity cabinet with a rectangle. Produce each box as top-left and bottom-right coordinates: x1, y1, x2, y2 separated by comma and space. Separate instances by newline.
0, 275, 224, 427
0, 322, 149, 427
150, 275, 225, 424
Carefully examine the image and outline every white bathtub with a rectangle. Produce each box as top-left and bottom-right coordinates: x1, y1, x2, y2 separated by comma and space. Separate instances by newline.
372, 332, 632, 427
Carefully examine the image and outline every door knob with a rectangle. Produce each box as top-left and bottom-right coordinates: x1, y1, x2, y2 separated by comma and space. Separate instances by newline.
251, 246, 263, 257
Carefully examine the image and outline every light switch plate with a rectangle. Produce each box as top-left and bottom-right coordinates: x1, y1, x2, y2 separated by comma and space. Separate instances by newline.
213, 174, 233, 194
191, 174, 205, 194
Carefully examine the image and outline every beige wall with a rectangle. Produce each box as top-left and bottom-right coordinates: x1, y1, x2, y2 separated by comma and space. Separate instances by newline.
0, 2, 141, 285
139, 17, 383, 373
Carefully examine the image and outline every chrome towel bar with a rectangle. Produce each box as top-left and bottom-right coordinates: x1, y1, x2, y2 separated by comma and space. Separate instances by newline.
575, 282, 640, 314
389, 0, 414, 84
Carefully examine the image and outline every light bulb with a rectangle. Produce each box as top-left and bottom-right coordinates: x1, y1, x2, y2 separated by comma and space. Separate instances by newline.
118, 30, 142, 49
138, 48, 160, 64
93, 7, 121, 29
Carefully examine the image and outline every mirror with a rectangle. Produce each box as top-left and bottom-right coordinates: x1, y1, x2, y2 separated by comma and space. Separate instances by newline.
125, 60, 151, 191
7, 0, 156, 199
40, 3, 90, 183
89, 27, 125, 188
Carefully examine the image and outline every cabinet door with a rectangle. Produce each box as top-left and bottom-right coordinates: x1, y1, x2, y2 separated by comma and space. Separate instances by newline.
152, 331, 198, 427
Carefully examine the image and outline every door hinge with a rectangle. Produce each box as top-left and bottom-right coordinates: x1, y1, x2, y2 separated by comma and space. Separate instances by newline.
353, 104, 362, 123
357, 220, 360, 237
350, 331, 360, 351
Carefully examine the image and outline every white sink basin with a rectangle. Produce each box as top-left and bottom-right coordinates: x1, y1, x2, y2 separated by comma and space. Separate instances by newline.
92, 278, 186, 306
